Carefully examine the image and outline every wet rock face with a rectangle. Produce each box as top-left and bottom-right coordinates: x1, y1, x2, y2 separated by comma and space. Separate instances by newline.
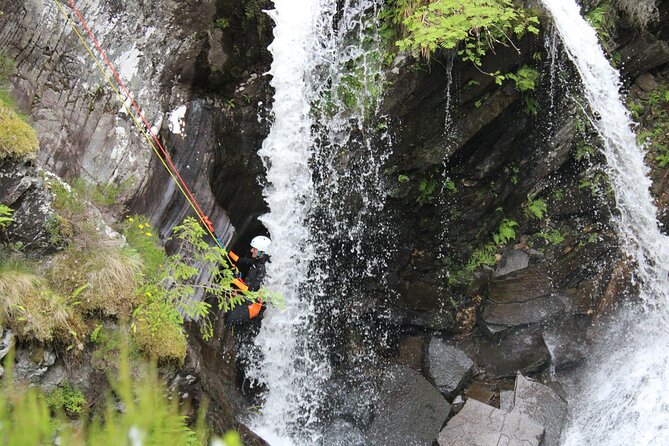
0, 0, 272, 242
477, 326, 551, 379
482, 267, 565, 335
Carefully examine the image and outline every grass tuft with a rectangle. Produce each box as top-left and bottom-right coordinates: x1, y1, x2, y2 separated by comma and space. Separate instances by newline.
49, 247, 143, 318
0, 260, 79, 343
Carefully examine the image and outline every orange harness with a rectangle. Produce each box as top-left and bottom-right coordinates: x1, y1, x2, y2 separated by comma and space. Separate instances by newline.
229, 251, 263, 319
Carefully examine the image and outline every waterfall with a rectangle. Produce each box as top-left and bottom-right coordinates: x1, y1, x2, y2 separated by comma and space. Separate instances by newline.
246, 1, 326, 443
539, 0, 669, 444
247, 1, 387, 444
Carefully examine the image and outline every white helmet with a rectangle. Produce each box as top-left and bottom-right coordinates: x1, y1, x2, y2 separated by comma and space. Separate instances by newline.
250, 235, 271, 252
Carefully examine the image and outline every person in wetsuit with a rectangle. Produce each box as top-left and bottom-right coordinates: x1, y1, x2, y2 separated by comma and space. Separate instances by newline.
224, 235, 271, 325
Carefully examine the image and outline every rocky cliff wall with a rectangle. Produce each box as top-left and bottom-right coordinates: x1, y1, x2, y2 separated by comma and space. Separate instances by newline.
0, 0, 271, 244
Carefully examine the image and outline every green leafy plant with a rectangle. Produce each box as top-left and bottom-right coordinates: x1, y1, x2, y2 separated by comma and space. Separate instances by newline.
465, 243, 497, 272
508, 65, 540, 115
214, 17, 230, 29
508, 164, 520, 185
507, 65, 540, 92
656, 145, 669, 167
394, 0, 540, 75
0, 203, 13, 229
46, 385, 87, 416
71, 177, 134, 209
493, 219, 518, 245
575, 141, 595, 160
537, 229, 565, 245
524, 196, 547, 220
585, 2, 614, 47
417, 174, 438, 205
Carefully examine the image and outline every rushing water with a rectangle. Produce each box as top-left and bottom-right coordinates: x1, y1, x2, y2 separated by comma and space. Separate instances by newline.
246, 1, 326, 443
247, 1, 387, 444
539, 0, 669, 444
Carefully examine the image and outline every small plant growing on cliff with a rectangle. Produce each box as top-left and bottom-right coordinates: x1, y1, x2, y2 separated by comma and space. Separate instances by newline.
524, 196, 547, 220
214, 17, 230, 30
0, 204, 13, 229
46, 385, 87, 416
585, 2, 615, 50
417, 173, 439, 205
537, 229, 565, 245
508, 65, 540, 115
493, 219, 518, 245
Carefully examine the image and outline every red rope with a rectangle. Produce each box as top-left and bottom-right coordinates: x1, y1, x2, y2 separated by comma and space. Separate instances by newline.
67, 0, 215, 233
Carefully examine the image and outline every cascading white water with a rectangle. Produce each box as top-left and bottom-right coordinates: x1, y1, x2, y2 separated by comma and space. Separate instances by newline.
247, 1, 388, 444
246, 1, 328, 444
539, 1, 669, 444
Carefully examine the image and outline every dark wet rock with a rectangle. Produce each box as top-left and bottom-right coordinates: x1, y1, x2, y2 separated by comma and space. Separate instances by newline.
328, 380, 375, 428
482, 267, 564, 334
438, 398, 544, 446
477, 326, 551, 379
397, 335, 424, 371
0, 160, 58, 252
427, 338, 474, 399
322, 419, 365, 446
366, 364, 450, 446
185, 317, 266, 446
543, 316, 591, 370
494, 248, 530, 277
620, 35, 669, 79
387, 304, 456, 332
40, 364, 67, 392
510, 374, 567, 446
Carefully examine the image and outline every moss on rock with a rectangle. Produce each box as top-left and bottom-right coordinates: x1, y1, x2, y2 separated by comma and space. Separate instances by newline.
0, 104, 39, 160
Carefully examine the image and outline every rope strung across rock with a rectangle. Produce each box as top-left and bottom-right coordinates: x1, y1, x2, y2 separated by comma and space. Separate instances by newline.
52, 0, 231, 256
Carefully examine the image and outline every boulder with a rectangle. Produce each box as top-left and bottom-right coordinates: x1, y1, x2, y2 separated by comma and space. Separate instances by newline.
477, 327, 551, 379
0, 160, 58, 252
438, 398, 544, 446
427, 338, 474, 399
620, 36, 669, 79
482, 267, 564, 334
634, 73, 659, 93
494, 249, 530, 277
366, 364, 450, 446
511, 374, 568, 446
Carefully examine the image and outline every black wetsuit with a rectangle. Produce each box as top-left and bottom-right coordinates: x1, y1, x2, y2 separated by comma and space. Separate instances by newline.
224, 255, 269, 325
